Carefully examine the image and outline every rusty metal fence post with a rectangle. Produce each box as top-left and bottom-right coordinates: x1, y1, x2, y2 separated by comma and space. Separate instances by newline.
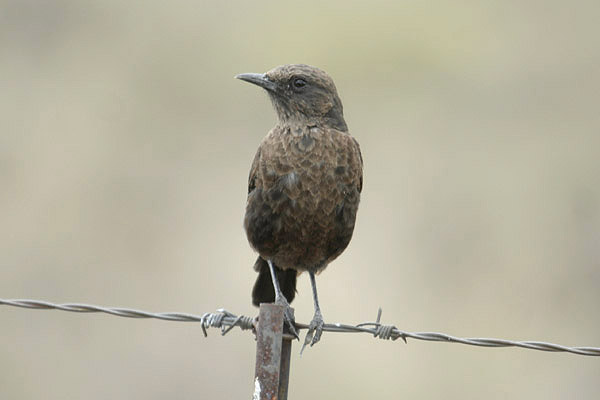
253, 303, 293, 400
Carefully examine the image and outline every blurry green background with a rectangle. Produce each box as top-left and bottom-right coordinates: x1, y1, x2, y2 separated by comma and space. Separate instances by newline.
1, 1, 599, 399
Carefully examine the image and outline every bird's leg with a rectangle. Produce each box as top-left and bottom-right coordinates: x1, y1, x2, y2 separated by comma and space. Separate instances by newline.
267, 259, 299, 339
301, 271, 325, 353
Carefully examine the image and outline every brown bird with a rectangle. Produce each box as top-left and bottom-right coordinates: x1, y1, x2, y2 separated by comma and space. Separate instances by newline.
236, 64, 363, 350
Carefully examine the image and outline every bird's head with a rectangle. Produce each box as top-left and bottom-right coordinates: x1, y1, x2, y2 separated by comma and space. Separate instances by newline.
236, 64, 347, 131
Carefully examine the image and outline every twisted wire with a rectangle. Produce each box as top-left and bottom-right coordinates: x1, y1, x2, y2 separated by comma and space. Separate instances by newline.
0, 298, 256, 337
2, 298, 599, 356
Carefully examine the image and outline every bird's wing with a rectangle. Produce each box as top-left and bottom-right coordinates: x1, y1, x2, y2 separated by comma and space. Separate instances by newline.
248, 146, 261, 194
352, 137, 363, 193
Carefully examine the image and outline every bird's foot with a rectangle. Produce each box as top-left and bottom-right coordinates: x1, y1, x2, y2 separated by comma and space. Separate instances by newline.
275, 295, 299, 340
301, 310, 324, 354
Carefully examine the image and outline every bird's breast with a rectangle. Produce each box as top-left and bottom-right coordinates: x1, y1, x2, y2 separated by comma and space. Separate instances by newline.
245, 124, 361, 269
257, 126, 357, 217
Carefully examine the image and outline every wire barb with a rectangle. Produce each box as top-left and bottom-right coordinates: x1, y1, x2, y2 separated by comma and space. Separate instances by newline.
355, 308, 407, 342
1, 298, 599, 356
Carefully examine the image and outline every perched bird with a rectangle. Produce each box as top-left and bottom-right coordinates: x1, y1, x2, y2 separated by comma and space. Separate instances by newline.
236, 64, 363, 350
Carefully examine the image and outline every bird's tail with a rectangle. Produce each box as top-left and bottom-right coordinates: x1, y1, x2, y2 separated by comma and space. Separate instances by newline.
252, 257, 297, 307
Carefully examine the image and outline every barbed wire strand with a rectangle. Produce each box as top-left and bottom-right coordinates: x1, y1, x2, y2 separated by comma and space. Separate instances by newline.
1, 298, 598, 356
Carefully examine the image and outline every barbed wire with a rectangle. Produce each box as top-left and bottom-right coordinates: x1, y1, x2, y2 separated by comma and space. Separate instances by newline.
1, 298, 599, 356
0, 298, 256, 337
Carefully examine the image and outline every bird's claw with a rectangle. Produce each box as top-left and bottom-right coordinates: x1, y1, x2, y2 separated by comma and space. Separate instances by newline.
275, 295, 299, 340
301, 311, 324, 354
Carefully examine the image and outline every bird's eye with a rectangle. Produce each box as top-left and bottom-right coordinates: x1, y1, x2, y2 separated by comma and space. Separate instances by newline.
293, 78, 306, 88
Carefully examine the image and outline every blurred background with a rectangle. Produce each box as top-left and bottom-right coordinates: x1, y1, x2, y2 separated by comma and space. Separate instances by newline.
1, 0, 599, 398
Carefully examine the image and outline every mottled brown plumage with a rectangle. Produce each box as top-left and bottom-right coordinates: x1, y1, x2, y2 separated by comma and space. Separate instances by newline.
236, 64, 363, 349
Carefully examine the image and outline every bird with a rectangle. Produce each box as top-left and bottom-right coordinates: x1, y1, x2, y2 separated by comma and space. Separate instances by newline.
236, 64, 363, 351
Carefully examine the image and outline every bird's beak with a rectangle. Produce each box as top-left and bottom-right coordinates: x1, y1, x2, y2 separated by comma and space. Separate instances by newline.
235, 73, 277, 92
